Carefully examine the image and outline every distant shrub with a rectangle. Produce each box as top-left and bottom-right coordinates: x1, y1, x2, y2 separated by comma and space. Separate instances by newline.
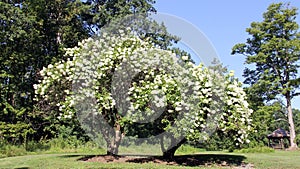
296, 134, 300, 146
234, 146, 274, 153
176, 144, 205, 155
47, 136, 86, 151
0, 136, 103, 158
0, 145, 27, 157
25, 140, 50, 152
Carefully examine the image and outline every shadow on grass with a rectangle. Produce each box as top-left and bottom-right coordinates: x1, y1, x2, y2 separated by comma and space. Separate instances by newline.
58, 154, 84, 158
127, 154, 246, 167
77, 154, 247, 167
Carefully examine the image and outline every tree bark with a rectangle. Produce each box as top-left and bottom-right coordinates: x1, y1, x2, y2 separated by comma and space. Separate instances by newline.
97, 109, 123, 156
161, 136, 187, 160
162, 147, 177, 160
286, 94, 298, 149
106, 124, 122, 155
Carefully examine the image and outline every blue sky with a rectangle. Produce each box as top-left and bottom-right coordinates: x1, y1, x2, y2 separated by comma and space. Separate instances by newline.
153, 0, 300, 108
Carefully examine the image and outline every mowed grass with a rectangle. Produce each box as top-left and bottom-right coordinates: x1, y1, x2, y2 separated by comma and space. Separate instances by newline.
0, 150, 299, 169
0, 153, 201, 169
243, 150, 300, 169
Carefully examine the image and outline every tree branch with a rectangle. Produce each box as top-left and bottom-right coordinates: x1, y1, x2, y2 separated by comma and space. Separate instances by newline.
292, 92, 300, 98
275, 118, 288, 122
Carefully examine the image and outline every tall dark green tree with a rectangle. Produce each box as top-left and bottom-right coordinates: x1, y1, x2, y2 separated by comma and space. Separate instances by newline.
82, 0, 156, 33
232, 3, 300, 149
0, 1, 39, 143
0, 0, 94, 142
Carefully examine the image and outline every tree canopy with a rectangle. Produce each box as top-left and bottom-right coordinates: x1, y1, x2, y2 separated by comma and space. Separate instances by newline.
232, 2, 300, 149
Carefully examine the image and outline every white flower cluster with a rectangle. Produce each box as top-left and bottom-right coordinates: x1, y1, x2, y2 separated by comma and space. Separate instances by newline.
34, 57, 76, 120
218, 73, 253, 145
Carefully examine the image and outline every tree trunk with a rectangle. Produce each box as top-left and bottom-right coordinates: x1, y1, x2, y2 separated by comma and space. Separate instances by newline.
106, 124, 122, 155
286, 94, 298, 149
161, 136, 187, 160
163, 147, 177, 160
97, 110, 123, 156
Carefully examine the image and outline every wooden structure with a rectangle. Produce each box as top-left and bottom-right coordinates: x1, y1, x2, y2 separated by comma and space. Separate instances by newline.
267, 128, 290, 149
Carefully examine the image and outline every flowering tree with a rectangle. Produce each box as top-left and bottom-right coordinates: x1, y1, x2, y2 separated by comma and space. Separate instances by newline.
35, 29, 252, 158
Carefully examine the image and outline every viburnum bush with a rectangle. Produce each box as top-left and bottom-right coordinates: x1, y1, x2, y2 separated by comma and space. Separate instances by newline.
34, 28, 252, 155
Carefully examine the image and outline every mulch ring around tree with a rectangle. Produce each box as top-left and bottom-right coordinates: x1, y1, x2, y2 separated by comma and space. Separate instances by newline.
79, 154, 254, 168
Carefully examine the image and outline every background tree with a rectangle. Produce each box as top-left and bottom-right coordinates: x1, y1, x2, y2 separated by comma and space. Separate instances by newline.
82, 0, 156, 34
232, 2, 300, 149
0, 1, 39, 143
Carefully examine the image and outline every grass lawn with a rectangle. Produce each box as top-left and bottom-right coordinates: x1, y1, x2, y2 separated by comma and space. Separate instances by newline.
243, 150, 300, 169
0, 150, 299, 169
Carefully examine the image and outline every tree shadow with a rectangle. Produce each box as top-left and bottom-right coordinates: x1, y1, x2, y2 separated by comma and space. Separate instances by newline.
58, 154, 84, 158
126, 154, 246, 167
77, 155, 97, 161
77, 154, 247, 167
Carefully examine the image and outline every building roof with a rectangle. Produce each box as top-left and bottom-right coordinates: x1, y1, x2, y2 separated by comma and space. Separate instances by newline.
267, 128, 290, 139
